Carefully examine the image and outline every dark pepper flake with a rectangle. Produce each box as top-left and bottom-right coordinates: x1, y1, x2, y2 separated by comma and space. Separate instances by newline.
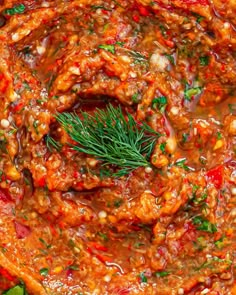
0, 15, 6, 28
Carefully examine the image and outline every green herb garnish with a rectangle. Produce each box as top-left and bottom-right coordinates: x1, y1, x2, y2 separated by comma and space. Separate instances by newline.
114, 199, 123, 208
40, 268, 49, 276
98, 232, 109, 241
165, 54, 175, 65
3, 283, 28, 295
199, 56, 209, 66
159, 142, 167, 153
152, 96, 167, 113
128, 50, 148, 64
214, 235, 225, 249
184, 86, 202, 101
175, 158, 190, 171
154, 271, 170, 277
45, 135, 62, 152
33, 120, 39, 135
195, 256, 232, 271
216, 131, 222, 140
139, 272, 148, 283
228, 104, 236, 114
192, 216, 217, 233
193, 192, 207, 205
193, 236, 207, 251
98, 44, 115, 54
91, 5, 112, 11
56, 104, 160, 177
4, 4, 25, 15
0, 137, 8, 154
131, 93, 139, 103
182, 133, 189, 143
192, 12, 204, 23
68, 265, 79, 270
39, 238, 52, 249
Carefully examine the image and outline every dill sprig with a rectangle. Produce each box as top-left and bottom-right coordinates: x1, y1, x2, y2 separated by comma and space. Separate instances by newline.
45, 134, 62, 152
56, 104, 160, 177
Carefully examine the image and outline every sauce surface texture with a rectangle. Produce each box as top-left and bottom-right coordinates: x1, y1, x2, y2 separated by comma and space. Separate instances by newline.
0, 0, 236, 294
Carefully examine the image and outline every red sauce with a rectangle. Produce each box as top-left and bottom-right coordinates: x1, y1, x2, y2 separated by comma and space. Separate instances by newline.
0, 0, 235, 294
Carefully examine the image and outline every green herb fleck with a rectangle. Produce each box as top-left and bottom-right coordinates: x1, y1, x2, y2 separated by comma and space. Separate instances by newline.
128, 50, 148, 64
4, 4, 25, 16
228, 104, 236, 114
193, 236, 207, 251
199, 156, 207, 165
134, 242, 145, 248
159, 24, 166, 37
3, 284, 27, 295
192, 12, 204, 23
159, 142, 166, 153
114, 199, 123, 208
139, 272, 148, 283
154, 271, 170, 277
91, 5, 111, 11
193, 192, 207, 205
152, 96, 167, 113
68, 265, 79, 270
39, 238, 52, 249
23, 81, 31, 91
199, 56, 209, 66
175, 158, 190, 171
98, 232, 109, 241
192, 216, 217, 233
182, 133, 189, 143
214, 235, 225, 249
33, 120, 39, 135
216, 131, 222, 140
0, 137, 8, 154
165, 54, 175, 65
131, 93, 139, 103
195, 256, 232, 271
40, 268, 49, 276
116, 41, 125, 47
68, 239, 76, 248
184, 86, 202, 101
98, 44, 115, 54
45, 135, 62, 152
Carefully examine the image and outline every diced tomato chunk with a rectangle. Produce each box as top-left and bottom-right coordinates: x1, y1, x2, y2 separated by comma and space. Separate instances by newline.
206, 165, 223, 189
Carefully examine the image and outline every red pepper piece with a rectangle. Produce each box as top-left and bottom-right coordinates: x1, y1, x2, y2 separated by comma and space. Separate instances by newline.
182, 0, 209, 5
11, 101, 24, 113
138, 5, 150, 16
132, 14, 140, 23
88, 242, 108, 252
14, 221, 31, 239
0, 267, 15, 281
206, 165, 223, 189
36, 176, 46, 187
110, 288, 130, 295
0, 76, 9, 93
0, 188, 12, 203
95, 253, 112, 263
106, 38, 116, 45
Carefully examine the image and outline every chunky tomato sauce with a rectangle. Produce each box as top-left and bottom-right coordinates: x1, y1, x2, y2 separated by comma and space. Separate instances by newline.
0, 0, 236, 294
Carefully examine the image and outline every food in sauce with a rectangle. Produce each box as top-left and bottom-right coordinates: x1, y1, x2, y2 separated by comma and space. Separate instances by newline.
0, 0, 236, 294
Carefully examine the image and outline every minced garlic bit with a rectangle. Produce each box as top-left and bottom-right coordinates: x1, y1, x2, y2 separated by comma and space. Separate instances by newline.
0, 119, 10, 129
